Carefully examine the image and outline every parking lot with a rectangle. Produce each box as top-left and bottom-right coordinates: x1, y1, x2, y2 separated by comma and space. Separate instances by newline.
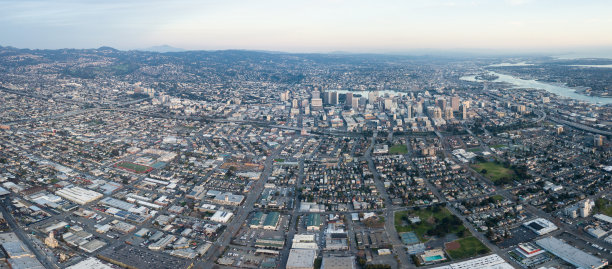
99, 244, 190, 269
496, 226, 538, 249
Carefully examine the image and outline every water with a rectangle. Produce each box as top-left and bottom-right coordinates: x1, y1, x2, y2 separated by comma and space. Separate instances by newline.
568, 64, 612, 68
554, 52, 612, 59
424, 255, 444, 262
488, 62, 533, 67
334, 89, 408, 100
460, 72, 612, 105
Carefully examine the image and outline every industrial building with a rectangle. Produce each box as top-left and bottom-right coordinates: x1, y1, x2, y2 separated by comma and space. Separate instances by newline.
66, 257, 114, 269
292, 234, 318, 250
431, 254, 514, 269
286, 248, 316, 269
56, 186, 103, 205
249, 211, 280, 230
306, 214, 322, 231
536, 236, 608, 269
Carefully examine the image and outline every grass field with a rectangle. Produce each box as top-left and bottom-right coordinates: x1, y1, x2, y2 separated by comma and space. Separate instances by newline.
490, 144, 506, 149
115, 162, 153, 174
595, 198, 612, 216
395, 207, 466, 241
491, 195, 504, 202
389, 144, 408, 154
467, 147, 482, 152
446, 236, 490, 260
471, 162, 515, 183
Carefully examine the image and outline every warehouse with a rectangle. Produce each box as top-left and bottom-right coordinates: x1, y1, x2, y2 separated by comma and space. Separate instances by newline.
321, 256, 356, 269
287, 248, 316, 269
536, 236, 608, 269
56, 186, 103, 205
263, 212, 280, 230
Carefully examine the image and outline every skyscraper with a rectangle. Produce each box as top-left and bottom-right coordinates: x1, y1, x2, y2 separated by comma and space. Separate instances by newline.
451, 96, 460, 111
368, 91, 378, 103
331, 92, 338, 105
345, 92, 353, 107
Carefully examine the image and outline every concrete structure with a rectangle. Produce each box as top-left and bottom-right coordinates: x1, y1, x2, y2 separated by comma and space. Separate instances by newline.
536, 236, 608, 269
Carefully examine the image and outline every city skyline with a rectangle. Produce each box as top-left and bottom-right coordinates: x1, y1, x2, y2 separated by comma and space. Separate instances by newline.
2, 0, 612, 53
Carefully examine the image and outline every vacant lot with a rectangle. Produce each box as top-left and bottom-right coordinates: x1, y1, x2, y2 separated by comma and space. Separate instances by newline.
446, 236, 489, 260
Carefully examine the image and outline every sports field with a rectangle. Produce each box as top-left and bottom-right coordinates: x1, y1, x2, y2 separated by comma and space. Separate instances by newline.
115, 161, 153, 174
446, 236, 489, 259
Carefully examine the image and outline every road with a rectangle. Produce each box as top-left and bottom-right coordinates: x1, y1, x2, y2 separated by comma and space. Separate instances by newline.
0, 198, 59, 269
195, 138, 292, 268
365, 131, 413, 268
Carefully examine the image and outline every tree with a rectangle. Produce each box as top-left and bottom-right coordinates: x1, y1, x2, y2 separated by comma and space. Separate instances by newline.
480, 169, 487, 174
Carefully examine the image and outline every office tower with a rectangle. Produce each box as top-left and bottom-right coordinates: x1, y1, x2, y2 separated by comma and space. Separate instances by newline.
407, 104, 412, 119
311, 90, 320, 99
352, 98, 359, 110
368, 91, 378, 103
579, 199, 592, 217
444, 107, 453, 119
292, 99, 299, 108
281, 90, 290, 102
451, 96, 460, 111
462, 104, 468, 119
359, 97, 367, 106
330, 92, 338, 105
345, 93, 353, 107
433, 107, 442, 119
462, 100, 470, 109
311, 98, 323, 110
415, 102, 423, 114
594, 135, 604, 147
384, 98, 393, 111
436, 98, 446, 110
323, 91, 330, 104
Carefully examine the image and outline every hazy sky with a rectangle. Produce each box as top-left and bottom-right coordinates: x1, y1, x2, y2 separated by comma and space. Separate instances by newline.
1, 0, 612, 53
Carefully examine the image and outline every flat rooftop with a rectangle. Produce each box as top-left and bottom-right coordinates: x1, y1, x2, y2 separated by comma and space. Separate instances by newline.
536, 236, 608, 269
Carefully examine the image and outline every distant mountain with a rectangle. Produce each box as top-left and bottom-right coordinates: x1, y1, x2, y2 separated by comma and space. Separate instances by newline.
140, 45, 186, 53
97, 46, 119, 52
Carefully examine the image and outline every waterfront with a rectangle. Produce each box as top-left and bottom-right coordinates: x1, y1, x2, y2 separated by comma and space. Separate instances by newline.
461, 71, 612, 105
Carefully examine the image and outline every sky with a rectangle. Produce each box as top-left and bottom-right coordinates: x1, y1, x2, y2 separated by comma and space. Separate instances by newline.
1, 0, 612, 53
